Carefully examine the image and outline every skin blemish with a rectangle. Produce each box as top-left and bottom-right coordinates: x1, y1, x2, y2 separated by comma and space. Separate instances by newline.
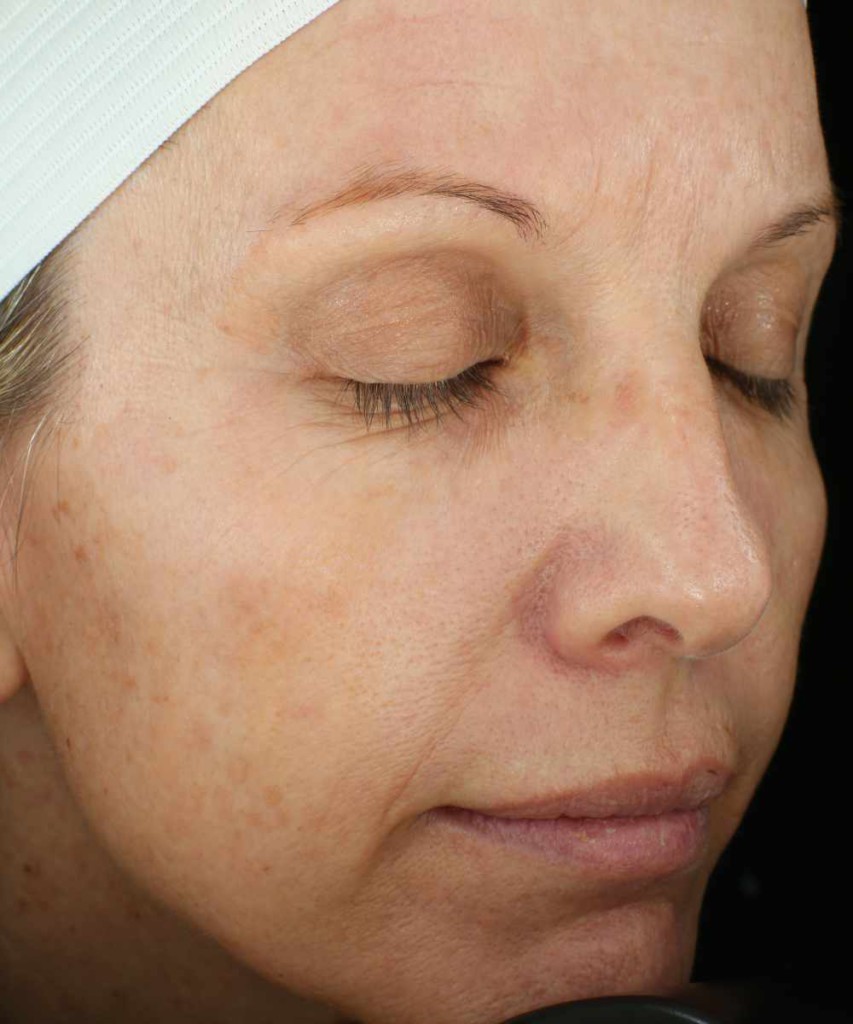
290, 702, 325, 722
101, 607, 122, 645
227, 754, 251, 785
262, 784, 283, 808
51, 499, 72, 522
153, 453, 179, 475
188, 718, 213, 752
120, 674, 138, 693
614, 370, 642, 417
72, 544, 89, 564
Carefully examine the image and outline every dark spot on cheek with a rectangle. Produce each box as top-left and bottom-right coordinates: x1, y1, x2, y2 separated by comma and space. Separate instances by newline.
65, 737, 72, 751
189, 718, 213, 751
120, 673, 138, 693
21, 860, 41, 878
227, 755, 251, 784
51, 499, 72, 522
72, 544, 89, 564
614, 372, 641, 415
101, 607, 123, 645
262, 785, 283, 808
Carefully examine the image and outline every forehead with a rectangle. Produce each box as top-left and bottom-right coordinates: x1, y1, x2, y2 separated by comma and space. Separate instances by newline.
87, 0, 828, 322
206, 0, 824, 236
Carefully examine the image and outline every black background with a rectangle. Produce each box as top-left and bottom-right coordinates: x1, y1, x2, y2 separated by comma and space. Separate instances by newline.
692, 4, 851, 1015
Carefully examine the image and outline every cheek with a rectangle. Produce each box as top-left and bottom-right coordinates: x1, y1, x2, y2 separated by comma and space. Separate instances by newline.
719, 422, 827, 775
12, 424, 449, 964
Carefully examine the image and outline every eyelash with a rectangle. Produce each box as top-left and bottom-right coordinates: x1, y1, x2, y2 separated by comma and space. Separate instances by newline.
337, 355, 796, 434
337, 359, 507, 434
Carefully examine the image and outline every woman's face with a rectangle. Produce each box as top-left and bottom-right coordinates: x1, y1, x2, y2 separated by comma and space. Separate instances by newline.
0, 0, 836, 1022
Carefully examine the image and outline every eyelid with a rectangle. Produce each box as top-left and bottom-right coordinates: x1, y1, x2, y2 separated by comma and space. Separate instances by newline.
334, 351, 798, 438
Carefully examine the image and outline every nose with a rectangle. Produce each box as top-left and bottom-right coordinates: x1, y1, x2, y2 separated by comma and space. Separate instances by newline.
539, 355, 774, 672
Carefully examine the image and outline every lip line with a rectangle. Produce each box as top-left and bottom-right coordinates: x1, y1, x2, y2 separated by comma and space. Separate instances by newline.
449, 762, 732, 820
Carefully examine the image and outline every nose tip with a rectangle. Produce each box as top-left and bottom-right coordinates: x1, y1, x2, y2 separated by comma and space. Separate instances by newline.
541, 530, 774, 672
603, 555, 774, 663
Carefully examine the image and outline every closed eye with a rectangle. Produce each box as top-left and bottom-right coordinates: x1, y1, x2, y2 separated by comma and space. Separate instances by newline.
335, 355, 797, 435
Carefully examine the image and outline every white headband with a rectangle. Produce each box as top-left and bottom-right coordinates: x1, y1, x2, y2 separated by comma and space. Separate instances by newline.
0, 0, 342, 303
0, 0, 810, 304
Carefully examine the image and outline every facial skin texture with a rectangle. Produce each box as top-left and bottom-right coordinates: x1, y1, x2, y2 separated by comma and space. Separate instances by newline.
0, 1, 837, 1022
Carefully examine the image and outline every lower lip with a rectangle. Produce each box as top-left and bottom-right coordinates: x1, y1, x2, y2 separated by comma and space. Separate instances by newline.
430, 805, 710, 877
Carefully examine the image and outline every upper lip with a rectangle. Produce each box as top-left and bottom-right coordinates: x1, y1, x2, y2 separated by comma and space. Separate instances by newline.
461, 762, 732, 820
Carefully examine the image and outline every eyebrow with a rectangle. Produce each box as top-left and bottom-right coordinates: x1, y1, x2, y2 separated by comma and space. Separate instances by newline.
281, 162, 548, 243
274, 161, 843, 254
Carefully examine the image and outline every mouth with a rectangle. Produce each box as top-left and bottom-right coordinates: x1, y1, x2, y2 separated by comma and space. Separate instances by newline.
428, 762, 730, 878
461, 763, 732, 820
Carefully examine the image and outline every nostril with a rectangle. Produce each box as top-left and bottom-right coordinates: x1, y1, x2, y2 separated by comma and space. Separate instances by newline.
609, 616, 683, 648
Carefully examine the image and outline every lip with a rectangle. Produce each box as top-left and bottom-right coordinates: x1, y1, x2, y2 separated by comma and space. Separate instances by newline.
427, 762, 731, 878
431, 805, 711, 877
464, 763, 732, 820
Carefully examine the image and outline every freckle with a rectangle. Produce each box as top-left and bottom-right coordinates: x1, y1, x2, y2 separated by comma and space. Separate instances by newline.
262, 785, 282, 808
216, 318, 236, 338
614, 371, 641, 415
261, 864, 272, 874
15, 749, 33, 766
189, 719, 213, 751
102, 608, 122, 644
151, 692, 170, 705
22, 861, 41, 877
227, 755, 250, 784
65, 737, 72, 750
57, 499, 71, 516
121, 673, 138, 692
245, 810, 264, 829
291, 703, 322, 722
71, 436, 80, 450
73, 544, 89, 564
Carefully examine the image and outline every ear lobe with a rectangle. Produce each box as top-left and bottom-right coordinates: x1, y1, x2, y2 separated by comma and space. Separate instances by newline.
0, 614, 28, 703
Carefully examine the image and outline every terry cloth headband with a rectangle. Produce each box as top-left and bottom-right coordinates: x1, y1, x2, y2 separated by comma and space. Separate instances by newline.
0, 0, 810, 304
0, 0, 343, 303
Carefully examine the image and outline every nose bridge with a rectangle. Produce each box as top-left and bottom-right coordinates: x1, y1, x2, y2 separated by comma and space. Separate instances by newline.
635, 351, 773, 646
542, 342, 774, 668
630, 360, 770, 621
